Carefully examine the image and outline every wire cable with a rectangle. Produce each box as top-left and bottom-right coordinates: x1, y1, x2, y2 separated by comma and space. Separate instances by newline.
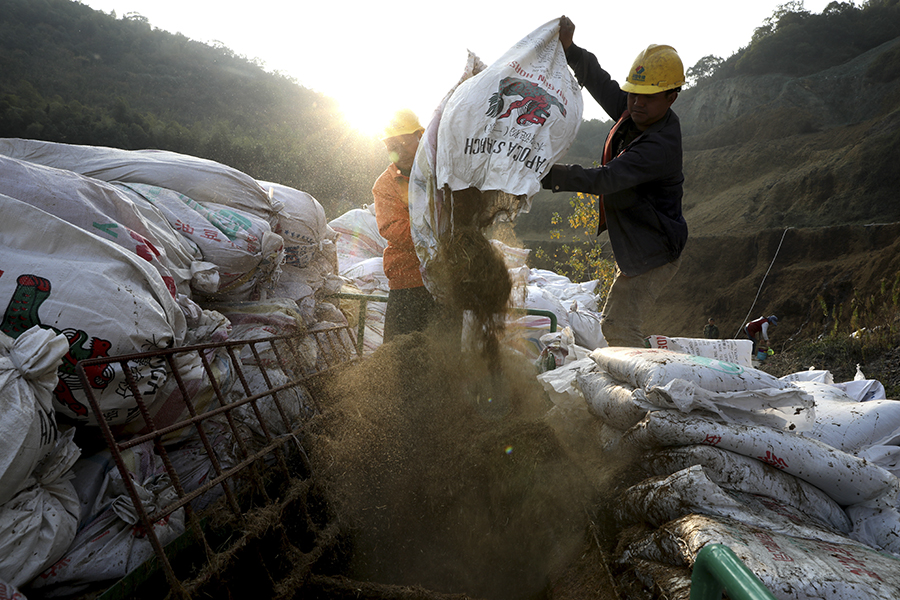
734, 227, 791, 338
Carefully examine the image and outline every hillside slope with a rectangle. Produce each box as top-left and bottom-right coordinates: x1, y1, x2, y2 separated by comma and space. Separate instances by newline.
646, 34, 900, 342
526, 33, 900, 345
679, 36, 900, 234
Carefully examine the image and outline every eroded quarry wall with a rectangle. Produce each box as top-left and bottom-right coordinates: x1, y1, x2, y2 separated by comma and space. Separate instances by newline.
644, 223, 900, 343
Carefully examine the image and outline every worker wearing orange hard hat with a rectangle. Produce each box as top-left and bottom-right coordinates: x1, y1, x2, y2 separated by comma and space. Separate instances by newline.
373, 108, 435, 342
542, 16, 688, 348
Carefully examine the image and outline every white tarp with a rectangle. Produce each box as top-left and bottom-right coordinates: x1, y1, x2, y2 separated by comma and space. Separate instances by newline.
0, 138, 280, 223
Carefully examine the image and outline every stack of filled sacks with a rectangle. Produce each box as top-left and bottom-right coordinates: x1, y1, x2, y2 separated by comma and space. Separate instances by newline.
0, 139, 337, 593
0, 139, 343, 320
0, 139, 332, 436
328, 204, 607, 358
259, 180, 345, 328
539, 345, 900, 599
328, 205, 390, 354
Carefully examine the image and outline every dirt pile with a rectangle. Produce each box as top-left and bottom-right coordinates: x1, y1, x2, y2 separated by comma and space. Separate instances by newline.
304, 219, 637, 599
306, 332, 633, 600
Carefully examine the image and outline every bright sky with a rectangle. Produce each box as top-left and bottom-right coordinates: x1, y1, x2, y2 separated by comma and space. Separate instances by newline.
81, 0, 839, 136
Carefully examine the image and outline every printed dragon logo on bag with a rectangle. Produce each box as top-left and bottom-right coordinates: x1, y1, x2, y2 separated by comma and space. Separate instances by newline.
486, 76, 567, 126
0, 273, 115, 417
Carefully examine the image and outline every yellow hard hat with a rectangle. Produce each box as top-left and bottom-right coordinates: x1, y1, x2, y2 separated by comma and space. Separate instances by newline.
620, 45, 685, 94
381, 108, 424, 141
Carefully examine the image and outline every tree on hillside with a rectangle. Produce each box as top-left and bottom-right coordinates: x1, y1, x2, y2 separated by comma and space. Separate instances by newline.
751, 0, 809, 42
686, 55, 724, 87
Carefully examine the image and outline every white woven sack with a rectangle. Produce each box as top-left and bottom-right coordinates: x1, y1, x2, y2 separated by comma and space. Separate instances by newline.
835, 378, 888, 402
635, 378, 815, 432
646, 444, 851, 534
524, 285, 569, 332
0, 580, 25, 599
617, 465, 852, 545
620, 513, 900, 600
590, 347, 789, 393
780, 369, 835, 384
0, 194, 187, 425
341, 257, 389, 294
436, 19, 582, 199
0, 428, 80, 588
31, 443, 185, 595
576, 369, 647, 431
328, 206, 387, 271
0, 138, 278, 223
793, 381, 900, 453
408, 52, 488, 296
536, 356, 596, 408
620, 410, 898, 506
0, 327, 68, 505
566, 302, 605, 351
646, 335, 753, 367
261, 181, 339, 292
116, 183, 284, 301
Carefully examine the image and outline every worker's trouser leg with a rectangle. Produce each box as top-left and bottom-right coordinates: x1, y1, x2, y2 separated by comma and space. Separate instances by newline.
383, 286, 436, 343
601, 258, 681, 348
743, 326, 759, 354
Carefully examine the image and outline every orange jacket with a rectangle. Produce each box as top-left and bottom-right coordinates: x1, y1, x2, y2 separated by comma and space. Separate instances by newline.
373, 163, 424, 289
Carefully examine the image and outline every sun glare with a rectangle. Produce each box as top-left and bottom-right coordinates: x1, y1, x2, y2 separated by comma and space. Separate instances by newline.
341, 102, 397, 140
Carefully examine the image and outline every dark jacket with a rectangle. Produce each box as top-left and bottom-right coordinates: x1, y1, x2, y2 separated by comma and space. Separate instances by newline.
542, 43, 688, 277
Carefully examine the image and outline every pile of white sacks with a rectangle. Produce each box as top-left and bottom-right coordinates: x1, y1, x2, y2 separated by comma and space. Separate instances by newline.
0, 139, 347, 597
539, 337, 900, 599
328, 204, 605, 357
327, 204, 900, 598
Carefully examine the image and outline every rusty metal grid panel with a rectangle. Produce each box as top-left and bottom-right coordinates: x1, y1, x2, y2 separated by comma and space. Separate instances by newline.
74, 324, 357, 596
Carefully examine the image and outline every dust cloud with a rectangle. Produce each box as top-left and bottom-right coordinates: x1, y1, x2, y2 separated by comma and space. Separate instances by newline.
305, 197, 637, 600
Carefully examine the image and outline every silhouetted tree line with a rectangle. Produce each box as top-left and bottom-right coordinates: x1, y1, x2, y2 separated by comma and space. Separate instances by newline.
0, 0, 385, 217
705, 0, 900, 82
2, 0, 897, 222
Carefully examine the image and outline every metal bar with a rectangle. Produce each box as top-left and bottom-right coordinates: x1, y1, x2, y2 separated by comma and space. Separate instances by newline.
73, 326, 356, 597
331, 292, 388, 356
520, 308, 558, 333
330, 293, 560, 354
690, 544, 777, 600
77, 360, 186, 597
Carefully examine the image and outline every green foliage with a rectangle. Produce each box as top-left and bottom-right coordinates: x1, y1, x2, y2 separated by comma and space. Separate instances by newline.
797, 271, 900, 395
686, 55, 724, 88
700, 0, 900, 83
532, 190, 616, 297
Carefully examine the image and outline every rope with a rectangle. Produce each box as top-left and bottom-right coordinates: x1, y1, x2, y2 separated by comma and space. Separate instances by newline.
734, 227, 791, 338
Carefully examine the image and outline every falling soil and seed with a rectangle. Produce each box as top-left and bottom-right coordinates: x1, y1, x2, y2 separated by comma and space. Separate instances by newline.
301, 212, 642, 600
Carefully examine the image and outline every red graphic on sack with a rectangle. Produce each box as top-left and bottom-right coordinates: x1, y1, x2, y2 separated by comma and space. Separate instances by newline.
486, 77, 567, 126
128, 230, 176, 297
822, 543, 883, 580
702, 434, 722, 446
758, 450, 788, 470
1, 274, 115, 416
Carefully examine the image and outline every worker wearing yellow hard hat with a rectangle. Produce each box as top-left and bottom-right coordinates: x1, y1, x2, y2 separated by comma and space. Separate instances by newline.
380, 108, 425, 141
373, 109, 435, 342
542, 16, 688, 348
